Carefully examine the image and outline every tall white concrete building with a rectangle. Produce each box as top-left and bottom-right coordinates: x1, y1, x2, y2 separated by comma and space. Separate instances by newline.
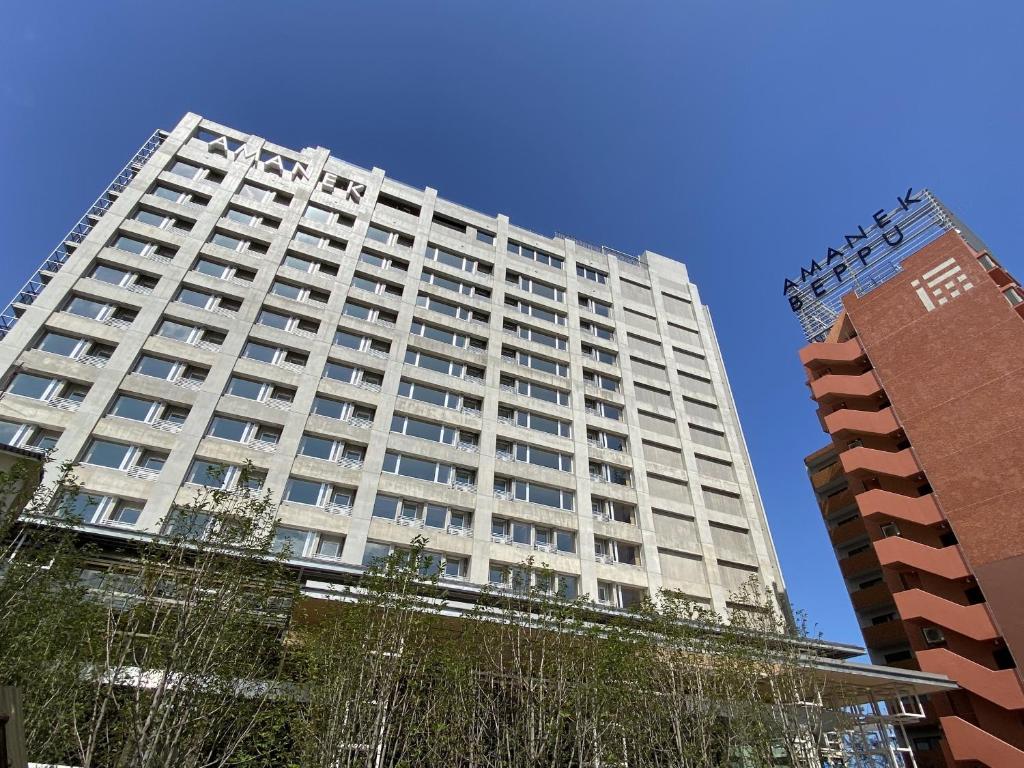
0, 113, 784, 614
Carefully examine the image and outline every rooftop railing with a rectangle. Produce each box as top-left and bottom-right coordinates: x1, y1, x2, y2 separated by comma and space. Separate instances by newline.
0, 130, 167, 341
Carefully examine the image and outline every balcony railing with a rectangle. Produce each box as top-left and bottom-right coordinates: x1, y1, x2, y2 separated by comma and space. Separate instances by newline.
126, 465, 160, 481
150, 418, 183, 433
324, 502, 353, 517
46, 396, 83, 412
336, 455, 364, 470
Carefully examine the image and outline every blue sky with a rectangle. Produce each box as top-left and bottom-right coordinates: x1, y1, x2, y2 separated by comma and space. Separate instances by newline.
3, 2, 1023, 647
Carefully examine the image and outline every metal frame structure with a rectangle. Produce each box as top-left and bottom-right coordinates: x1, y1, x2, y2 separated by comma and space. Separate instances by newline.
0, 130, 167, 341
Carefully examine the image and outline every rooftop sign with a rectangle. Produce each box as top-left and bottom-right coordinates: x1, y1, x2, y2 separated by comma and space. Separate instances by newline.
784, 188, 956, 341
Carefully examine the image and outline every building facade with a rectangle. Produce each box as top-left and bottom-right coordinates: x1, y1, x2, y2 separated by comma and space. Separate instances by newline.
797, 198, 1024, 766
0, 112, 786, 616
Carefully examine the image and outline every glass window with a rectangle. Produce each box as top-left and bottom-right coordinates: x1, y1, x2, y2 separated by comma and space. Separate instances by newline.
316, 534, 344, 559
299, 434, 334, 460
285, 478, 322, 505
8, 373, 55, 399
311, 396, 345, 419
67, 492, 103, 523
372, 495, 399, 519
111, 395, 153, 422
169, 160, 201, 179
272, 527, 308, 555
242, 341, 276, 362
65, 296, 107, 320
84, 440, 131, 469
396, 455, 440, 482
113, 236, 147, 254
362, 542, 391, 567
135, 355, 175, 379
188, 460, 227, 487
208, 416, 248, 441
226, 377, 263, 400
37, 332, 80, 357
176, 288, 210, 308
0, 420, 22, 445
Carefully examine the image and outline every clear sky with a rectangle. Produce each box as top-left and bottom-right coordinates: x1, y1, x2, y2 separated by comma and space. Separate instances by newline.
3, 2, 1022, 649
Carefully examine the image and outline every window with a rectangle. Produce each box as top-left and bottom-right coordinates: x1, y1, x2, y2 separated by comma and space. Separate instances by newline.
150, 183, 209, 207
88, 262, 159, 292
507, 240, 563, 269
272, 527, 310, 557
186, 461, 262, 490
65, 492, 142, 527
82, 439, 164, 474
134, 354, 207, 383
432, 212, 467, 234
587, 428, 626, 451
109, 394, 156, 422
302, 204, 355, 228
491, 517, 576, 552
175, 286, 240, 314
1004, 287, 1024, 307
583, 369, 619, 391
488, 564, 578, 598
421, 269, 491, 298
586, 398, 622, 421
156, 319, 225, 349
501, 375, 570, 406
503, 347, 569, 377
270, 279, 330, 305
582, 343, 617, 365
403, 349, 484, 382
322, 360, 383, 389
314, 533, 345, 560
36, 331, 84, 358
507, 272, 564, 302
238, 182, 291, 206
391, 414, 463, 445
592, 498, 636, 524
223, 207, 279, 229
504, 296, 567, 326
284, 477, 355, 511
168, 160, 203, 180
333, 329, 390, 358
112, 234, 176, 260
576, 264, 608, 284
596, 582, 646, 609
352, 273, 404, 298
283, 251, 339, 276
298, 433, 365, 465
293, 228, 346, 251
192, 257, 257, 283
425, 244, 493, 276
580, 320, 614, 341
398, 379, 480, 412
498, 406, 572, 438
256, 308, 320, 336
410, 320, 487, 351
133, 207, 192, 232
207, 415, 279, 446
589, 461, 632, 486
494, 477, 574, 510
594, 538, 641, 566
65, 296, 137, 326
342, 301, 398, 327
6, 373, 58, 400
358, 249, 409, 272
579, 294, 611, 317
416, 293, 487, 323
365, 224, 414, 248
476, 229, 495, 245
496, 440, 573, 472
503, 321, 567, 350
383, 452, 476, 489
372, 494, 472, 533
241, 340, 307, 368
311, 395, 375, 423
225, 375, 295, 406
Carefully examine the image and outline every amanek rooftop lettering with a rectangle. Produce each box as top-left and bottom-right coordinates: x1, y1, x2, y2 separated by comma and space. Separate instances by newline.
784, 188, 923, 312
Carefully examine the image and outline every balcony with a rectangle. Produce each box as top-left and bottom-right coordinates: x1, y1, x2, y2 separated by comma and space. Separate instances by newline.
875, 538, 969, 580
809, 461, 844, 491
839, 547, 880, 578
824, 407, 900, 439
829, 516, 868, 548
840, 447, 921, 480
850, 582, 892, 611
799, 337, 865, 368
894, 589, 999, 641
917, 648, 1024, 710
855, 489, 943, 526
809, 370, 881, 401
861, 619, 908, 648
940, 716, 1024, 766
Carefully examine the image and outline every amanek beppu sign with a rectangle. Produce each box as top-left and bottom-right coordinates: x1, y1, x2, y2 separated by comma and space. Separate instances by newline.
783, 188, 954, 342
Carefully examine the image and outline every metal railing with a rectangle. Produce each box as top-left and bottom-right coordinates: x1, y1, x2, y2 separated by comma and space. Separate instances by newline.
554, 232, 646, 269
0, 130, 167, 341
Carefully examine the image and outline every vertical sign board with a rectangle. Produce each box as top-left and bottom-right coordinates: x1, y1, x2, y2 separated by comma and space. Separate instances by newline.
784, 189, 956, 341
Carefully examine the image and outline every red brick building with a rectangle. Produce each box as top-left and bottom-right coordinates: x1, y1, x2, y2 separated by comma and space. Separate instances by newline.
797, 200, 1024, 766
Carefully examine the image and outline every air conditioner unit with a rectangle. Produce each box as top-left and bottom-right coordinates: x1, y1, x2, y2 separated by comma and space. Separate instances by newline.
922, 627, 946, 645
